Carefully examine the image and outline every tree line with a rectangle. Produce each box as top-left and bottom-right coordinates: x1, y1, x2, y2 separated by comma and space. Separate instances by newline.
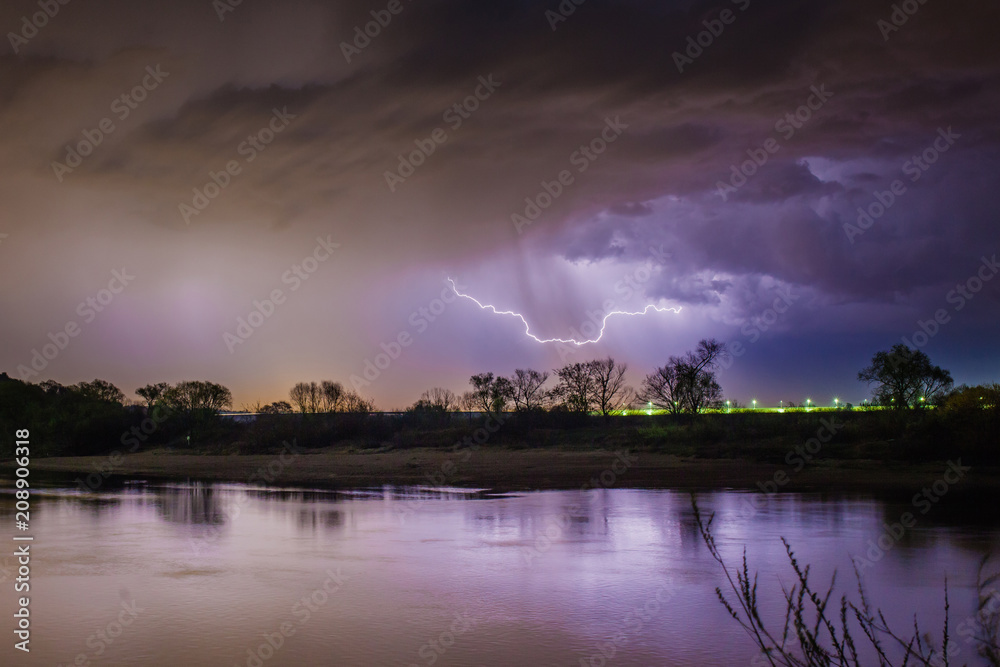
0, 338, 994, 430
1, 337, 997, 459
409, 338, 730, 418
249, 380, 375, 414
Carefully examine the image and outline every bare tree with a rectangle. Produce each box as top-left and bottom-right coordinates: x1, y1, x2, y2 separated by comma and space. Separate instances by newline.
321, 380, 345, 412
418, 387, 458, 412
469, 373, 514, 416
458, 391, 478, 411
510, 369, 549, 412
644, 339, 727, 414
549, 362, 594, 413
640, 364, 683, 414
341, 391, 375, 414
680, 370, 723, 413
289, 381, 322, 413
587, 358, 630, 418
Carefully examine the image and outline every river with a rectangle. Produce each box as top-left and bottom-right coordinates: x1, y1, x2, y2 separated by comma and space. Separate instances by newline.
1, 481, 997, 666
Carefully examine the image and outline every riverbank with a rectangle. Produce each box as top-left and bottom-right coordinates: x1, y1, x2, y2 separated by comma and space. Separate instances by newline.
11, 448, 998, 496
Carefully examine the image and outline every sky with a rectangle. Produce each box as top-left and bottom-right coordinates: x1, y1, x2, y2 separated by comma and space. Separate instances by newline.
1, 0, 998, 409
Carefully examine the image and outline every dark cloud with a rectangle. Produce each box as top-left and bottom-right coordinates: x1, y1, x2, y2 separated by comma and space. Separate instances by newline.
0, 0, 998, 406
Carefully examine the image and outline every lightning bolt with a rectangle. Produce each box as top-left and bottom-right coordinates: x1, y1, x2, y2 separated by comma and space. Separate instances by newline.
447, 277, 681, 346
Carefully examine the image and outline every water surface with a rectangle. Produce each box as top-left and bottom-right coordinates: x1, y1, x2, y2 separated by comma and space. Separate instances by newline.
2, 481, 997, 666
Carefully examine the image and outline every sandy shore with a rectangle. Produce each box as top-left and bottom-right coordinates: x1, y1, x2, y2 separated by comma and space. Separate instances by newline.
11, 448, 997, 495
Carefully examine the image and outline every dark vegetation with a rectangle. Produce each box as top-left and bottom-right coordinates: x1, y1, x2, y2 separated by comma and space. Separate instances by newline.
694, 499, 1000, 666
1, 342, 996, 461
1, 374, 997, 465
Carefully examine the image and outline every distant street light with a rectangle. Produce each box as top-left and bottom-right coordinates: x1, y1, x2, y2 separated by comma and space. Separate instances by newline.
752, 399, 757, 410
726, 400, 731, 413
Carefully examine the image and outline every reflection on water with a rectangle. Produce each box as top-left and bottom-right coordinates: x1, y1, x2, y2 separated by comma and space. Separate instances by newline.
0, 481, 998, 666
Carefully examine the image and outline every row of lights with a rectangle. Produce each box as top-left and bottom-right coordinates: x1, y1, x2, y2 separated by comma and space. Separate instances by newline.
725, 397, 846, 412
645, 395, 934, 414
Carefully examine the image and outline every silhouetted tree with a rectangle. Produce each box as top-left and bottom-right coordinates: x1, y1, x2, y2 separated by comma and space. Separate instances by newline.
72, 379, 125, 404
458, 391, 478, 411
289, 381, 322, 413
260, 401, 293, 414
641, 364, 683, 414
859, 344, 952, 409
341, 391, 375, 414
136, 382, 170, 408
38, 379, 69, 395
321, 381, 345, 412
415, 387, 458, 412
587, 358, 631, 418
549, 362, 594, 413
469, 373, 513, 415
162, 380, 232, 412
642, 339, 727, 414
509, 369, 549, 412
